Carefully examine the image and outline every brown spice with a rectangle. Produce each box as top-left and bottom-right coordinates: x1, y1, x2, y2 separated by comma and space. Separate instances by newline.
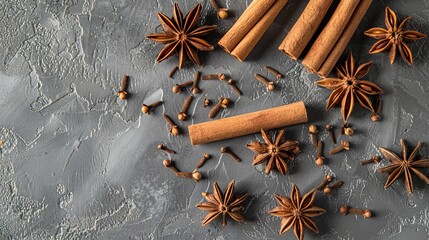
176, 171, 202, 182
191, 71, 201, 94
254, 74, 275, 91
227, 79, 242, 95
377, 139, 429, 194
365, 7, 426, 65
172, 81, 193, 94
203, 98, 211, 108
169, 66, 178, 78
208, 97, 228, 119
189, 101, 308, 145
141, 100, 163, 115
163, 159, 179, 173
361, 156, 380, 165
221, 146, 241, 162
269, 184, 325, 240
264, 66, 282, 79
196, 180, 248, 226
315, 140, 325, 166
325, 124, 336, 145
308, 125, 318, 147
118, 75, 128, 100
209, 0, 229, 19
339, 205, 372, 218
195, 153, 211, 169
163, 114, 180, 136
178, 96, 193, 121
146, 3, 217, 68
323, 180, 343, 194
157, 144, 176, 154
316, 175, 332, 191
329, 141, 350, 155
202, 73, 226, 81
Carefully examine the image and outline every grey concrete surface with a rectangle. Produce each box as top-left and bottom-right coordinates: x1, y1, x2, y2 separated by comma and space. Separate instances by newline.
0, 0, 428, 239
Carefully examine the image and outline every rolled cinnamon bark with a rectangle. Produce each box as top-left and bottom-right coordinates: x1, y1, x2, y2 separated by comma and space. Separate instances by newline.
279, 0, 333, 60
218, 0, 276, 53
317, 0, 373, 77
231, 0, 290, 61
188, 102, 308, 145
302, 0, 360, 72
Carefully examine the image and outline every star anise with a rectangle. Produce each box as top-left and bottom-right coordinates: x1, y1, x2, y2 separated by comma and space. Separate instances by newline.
269, 184, 325, 240
246, 129, 299, 175
146, 3, 217, 69
196, 180, 248, 226
364, 7, 426, 65
378, 139, 429, 194
316, 53, 383, 123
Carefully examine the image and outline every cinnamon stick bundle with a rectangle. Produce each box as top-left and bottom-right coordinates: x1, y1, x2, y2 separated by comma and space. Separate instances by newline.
317, 0, 373, 77
188, 102, 308, 145
302, 0, 360, 72
278, 0, 333, 60
218, 0, 289, 61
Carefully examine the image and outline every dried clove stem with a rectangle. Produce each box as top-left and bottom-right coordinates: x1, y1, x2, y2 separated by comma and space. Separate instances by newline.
315, 140, 325, 166
203, 98, 211, 108
141, 100, 163, 115
371, 96, 382, 122
325, 124, 336, 145
163, 159, 179, 173
339, 205, 372, 218
195, 153, 211, 169
118, 75, 128, 99
178, 95, 193, 121
308, 125, 318, 147
208, 97, 224, 119
172, 81, 193, 94
176, 170, 202, 182
329, 141, 350, 154
316, 175, 332, 190
191, 71, 201, 94
227, 79, 242, 95
221, 146, 241, 162
158, 144, 176, 154
254, 74, 275, 91
209, 0, 229, 19
163, 114, 180, 136
264, 66, 283, 79
169, 66, 179, 78
202, 73, 226, 81
361, 156, 381, 165
323, 180, 343, 194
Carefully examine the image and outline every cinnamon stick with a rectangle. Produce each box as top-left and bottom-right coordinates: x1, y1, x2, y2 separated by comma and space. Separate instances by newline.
188, 102, 308, 145
317, 0, 373, 77
218, 0, 276, 53
279, 0, 333, 60
231, 0, 290, 61
302, 0, 360, 72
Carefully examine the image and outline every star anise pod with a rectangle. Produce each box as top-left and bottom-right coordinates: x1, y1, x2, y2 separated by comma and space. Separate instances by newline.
364, 7, 426, 65
316, 53, 383, 123
269, 184, 325, 240
246, 129, 299, 175
378, 139, 429, 194
196, 180, 248, 226
146, 3, 217, 69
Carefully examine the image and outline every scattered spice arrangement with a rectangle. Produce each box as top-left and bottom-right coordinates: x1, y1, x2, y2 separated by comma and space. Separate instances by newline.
365, 7, 427, 65
269, 184, 325, 240
377, 139, 429, 194
196, 180, 248, 226
139, 1, 428, 237
146, 3, 217, 69
117, 75, 128, 100
246, 129, 299, 175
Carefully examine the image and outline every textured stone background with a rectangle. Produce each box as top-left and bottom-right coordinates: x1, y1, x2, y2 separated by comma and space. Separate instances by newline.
0, 0, 428, 239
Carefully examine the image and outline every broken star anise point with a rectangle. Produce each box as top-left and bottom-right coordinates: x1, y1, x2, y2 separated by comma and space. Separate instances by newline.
269, 184, 326, 240
246, 129, 300, 175
316, 52, 383, 123
364, 6, 426, 65
196, 180, 248, 226
377, 139, 429, 194
146, 3, 217, 69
